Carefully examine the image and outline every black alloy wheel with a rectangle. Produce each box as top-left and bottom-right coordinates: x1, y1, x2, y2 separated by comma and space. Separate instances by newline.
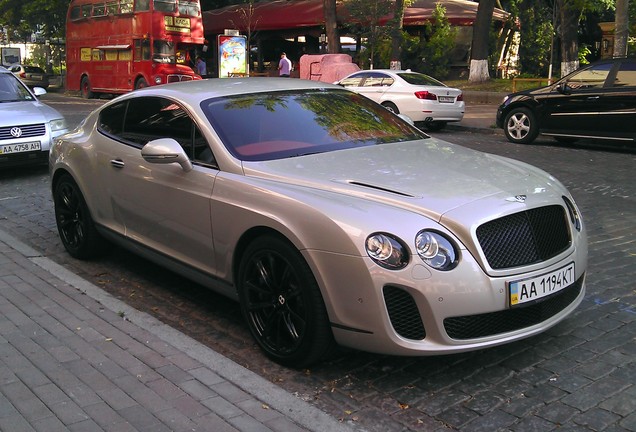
53, 175, 106, 259
237, 236, 334, 367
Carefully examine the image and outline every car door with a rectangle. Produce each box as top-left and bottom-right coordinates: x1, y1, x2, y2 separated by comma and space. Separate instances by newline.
595, 59, 636, 140
540, 61, 615, 135
101, 96, 219, 274
339, 72, 383, 103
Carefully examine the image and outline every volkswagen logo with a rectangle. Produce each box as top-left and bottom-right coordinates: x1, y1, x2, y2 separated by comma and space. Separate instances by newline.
10, 127, 22, 138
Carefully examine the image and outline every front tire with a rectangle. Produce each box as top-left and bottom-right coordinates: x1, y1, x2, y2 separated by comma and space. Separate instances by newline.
237, 236, 334, 367
53, 175, 106, 259
135, 78, 148, 90
503, 107, 539, 144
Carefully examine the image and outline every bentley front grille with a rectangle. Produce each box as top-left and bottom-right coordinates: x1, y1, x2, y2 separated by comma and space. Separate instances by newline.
477, 205, 571, 270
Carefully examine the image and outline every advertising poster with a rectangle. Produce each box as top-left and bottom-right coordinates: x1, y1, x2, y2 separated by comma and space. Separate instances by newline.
218, 35, 247, 78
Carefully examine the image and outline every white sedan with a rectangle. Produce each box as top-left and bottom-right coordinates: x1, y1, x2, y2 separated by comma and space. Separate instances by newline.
50, 78, 586, 367
336, 69, 464, 131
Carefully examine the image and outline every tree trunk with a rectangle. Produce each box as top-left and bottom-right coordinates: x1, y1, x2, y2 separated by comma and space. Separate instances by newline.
323, 0, 340, 53
558, 0, 579, 76
469, 0, 496, 82
614, 0, 629, 58
390, 0, 406, 65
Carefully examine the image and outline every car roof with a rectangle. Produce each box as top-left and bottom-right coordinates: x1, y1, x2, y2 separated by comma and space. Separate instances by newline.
122, 77, 343, 101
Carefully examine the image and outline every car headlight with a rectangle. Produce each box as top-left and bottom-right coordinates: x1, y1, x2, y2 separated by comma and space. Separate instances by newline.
49, 118, 67, 132
366, 233, 409, 270
415, 230, 458, 271
562, 196, 582, 232
154, 76, 162, 85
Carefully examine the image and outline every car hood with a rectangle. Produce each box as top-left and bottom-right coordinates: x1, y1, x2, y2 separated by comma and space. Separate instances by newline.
0, 100, 61, 127
243, 137, 564, 222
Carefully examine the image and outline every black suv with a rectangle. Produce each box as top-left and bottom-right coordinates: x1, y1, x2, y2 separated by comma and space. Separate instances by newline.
497, 58, 636, 144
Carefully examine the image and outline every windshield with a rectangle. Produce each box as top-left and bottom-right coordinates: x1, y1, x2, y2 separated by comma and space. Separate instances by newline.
178, 0, 200, 16
202, 89, 428, 162
153, 40, 176, 63
0, 73, 34, 103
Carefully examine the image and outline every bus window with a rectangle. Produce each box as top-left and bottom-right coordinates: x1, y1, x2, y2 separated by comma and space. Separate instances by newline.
134, 39, 151, 61
135, 0, 150, 11
178, 0, 200, 17
120, 0, 133, 13
154, 0, 176, 12
93, 3, 106, 16
71, 6, 81, 20
153, 40, 175, 64
82, 4, 92, 17
106, 1, 118, 14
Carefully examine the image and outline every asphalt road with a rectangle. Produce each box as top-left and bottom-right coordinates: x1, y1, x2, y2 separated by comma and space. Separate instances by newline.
2, 91, 635, 431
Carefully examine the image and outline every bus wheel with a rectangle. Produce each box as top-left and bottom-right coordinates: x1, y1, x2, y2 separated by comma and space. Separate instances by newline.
81, 77, 93, 99
135, 78, 148, 90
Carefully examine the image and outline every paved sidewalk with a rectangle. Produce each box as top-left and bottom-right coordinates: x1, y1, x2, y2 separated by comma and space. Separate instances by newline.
0, 229, 358, 432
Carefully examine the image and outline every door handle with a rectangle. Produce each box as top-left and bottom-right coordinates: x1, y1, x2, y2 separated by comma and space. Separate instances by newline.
110, 159, 125, 168
586, 96, 600, 100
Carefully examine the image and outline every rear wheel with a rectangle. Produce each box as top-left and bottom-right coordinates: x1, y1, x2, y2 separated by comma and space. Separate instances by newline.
237, 235, 334, 368
381, 101, 399, 115
503, 107, 539, 144
53, 175, 106, 259
80, 76, 93, 99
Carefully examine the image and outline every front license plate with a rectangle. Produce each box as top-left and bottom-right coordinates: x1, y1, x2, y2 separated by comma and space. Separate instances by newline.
509, 262, 575, 306
0, 142, 42, 155
438, 96, 454, 103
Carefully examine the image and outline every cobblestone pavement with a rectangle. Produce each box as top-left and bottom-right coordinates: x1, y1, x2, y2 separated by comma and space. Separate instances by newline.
1, 95, 634, 431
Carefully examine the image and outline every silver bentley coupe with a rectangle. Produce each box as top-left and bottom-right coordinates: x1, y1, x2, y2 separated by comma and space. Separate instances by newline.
50, 78, 587, 367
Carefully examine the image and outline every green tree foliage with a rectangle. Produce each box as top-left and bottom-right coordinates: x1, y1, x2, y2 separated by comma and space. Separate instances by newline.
0, 0, 68, 39
342, 0, 392, 69
405, 3, 456, 78
517, 0, 554, 76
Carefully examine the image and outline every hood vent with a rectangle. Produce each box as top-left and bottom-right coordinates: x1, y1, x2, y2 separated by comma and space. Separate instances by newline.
346, 180, 415, 197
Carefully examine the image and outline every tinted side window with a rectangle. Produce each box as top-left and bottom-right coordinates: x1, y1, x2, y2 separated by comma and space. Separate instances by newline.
98, 101, 127, 136
339, 76, 364, 87
613, 61, 636, 87
108, 97, 214, 164
567, 63, 612, 89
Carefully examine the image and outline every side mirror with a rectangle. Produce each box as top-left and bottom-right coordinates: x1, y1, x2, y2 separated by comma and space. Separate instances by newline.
141, 138, 193, 172
556, 82, 571, 95
33, 87, 47, 96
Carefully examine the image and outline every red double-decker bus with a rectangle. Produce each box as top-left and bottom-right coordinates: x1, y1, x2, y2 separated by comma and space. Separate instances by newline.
66, 0, 205, 98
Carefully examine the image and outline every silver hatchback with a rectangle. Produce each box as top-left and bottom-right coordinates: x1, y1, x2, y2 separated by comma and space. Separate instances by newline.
0, 66, 68, 168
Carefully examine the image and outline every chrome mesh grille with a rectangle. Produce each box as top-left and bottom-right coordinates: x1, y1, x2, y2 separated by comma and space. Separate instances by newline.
0, 124, 46, 141
383, 286, 426, 340
476, 205, 571, 270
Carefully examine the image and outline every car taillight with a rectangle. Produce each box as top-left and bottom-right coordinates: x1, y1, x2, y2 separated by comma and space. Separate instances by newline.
457, 93, 464, 101
20, 72, 26, 78
414, 91, 437, 100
